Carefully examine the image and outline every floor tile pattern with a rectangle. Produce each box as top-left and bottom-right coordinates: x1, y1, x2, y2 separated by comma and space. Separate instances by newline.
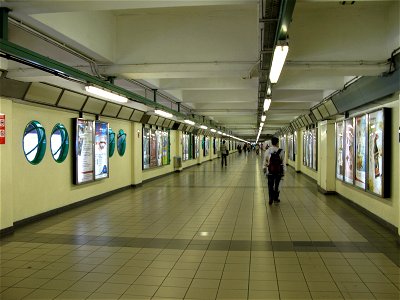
1, 153, 399, 299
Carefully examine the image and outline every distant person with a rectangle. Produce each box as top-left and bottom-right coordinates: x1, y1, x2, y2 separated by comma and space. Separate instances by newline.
255, 144, 260, 155
220, 140, 228, 167
263, 137, 285, 205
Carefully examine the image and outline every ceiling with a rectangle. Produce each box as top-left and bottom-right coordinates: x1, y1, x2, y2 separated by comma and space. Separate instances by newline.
1, 0, 398, 141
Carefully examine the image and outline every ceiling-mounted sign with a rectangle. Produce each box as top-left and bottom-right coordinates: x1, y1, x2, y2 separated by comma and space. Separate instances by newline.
0, 114, 5, 144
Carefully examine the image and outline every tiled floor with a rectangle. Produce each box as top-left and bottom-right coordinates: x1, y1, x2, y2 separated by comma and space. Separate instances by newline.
1, 152, 399, 299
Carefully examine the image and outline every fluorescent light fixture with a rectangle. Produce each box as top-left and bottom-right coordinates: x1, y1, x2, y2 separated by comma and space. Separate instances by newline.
260, 122, 264, 127
210, 129, 216, 133
200, 125, 208, 129
85, 85, 128, 103
263, 98, 271, 111
217, 131, 222, 134
222, 133, 227, 136
269, 44, 289, 83
261, 115, 266, 122
154, 109, 173, 118
267, 86, 271, 96
184, 119, 195, 125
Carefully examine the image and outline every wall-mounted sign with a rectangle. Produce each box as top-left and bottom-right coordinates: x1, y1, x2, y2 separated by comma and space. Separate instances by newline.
94, 121, 109, 180
0, 114, 5, 144
75, 119, 94, 184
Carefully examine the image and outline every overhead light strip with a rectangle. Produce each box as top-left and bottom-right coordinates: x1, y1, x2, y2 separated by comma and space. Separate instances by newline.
85, 85, 128, 103
269, 44, 289, 84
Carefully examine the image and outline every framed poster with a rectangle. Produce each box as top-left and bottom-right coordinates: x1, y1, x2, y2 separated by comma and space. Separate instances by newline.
156, 129, 162, 166
344, 119, 354, 184
355, 115, 367, 189
162, 130, 169, 165
194, 135, 200, 158
143, 127, 150, 169
204, 136, 209, 156
367, 109, 390, 197
336, 121, 344, 180
150, 129, 157, 168
75, 119, 94, 184
94, 121, 109, 180
312, 128, 317, 170
183, 132, 189, 161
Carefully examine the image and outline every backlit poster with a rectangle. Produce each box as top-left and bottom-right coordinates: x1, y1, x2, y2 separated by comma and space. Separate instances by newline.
312, 128, 317, 170
204, 136, 209, 156
94, 121, 109, 180
195, 135, 200, 158
183, 133, 189, 161
75, 119, 94, 184
344, 119, 354, 184
355, 115, 367, 189
150, 129, 157, 168
156, 129, 162, 166
368, 110, 384, 196
162, 131, 168, 165
336, 121, 344, 179
143, 127, 150, 169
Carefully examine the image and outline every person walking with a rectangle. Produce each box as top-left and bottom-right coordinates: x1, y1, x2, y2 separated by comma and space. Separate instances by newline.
263, 137, 285, 205
220, 140, 228, 167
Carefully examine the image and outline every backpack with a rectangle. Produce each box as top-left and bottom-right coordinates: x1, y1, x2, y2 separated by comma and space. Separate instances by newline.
268, 149, 283, 175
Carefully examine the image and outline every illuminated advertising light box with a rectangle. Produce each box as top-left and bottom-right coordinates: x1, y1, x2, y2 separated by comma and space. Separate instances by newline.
354, 115, 367, 189
142, 127, 150, 169
335, 121, 345, 180
75, 119, 94, 184
150, 128, 157, 168
367, 108, 390, 197
94, 121, 109, 180
344, 118, 355, 184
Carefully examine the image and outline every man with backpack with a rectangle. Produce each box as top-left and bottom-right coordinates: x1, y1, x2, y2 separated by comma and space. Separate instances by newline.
263, 136, 285, 205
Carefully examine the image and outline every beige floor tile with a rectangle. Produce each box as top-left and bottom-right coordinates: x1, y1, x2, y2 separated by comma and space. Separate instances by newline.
23, 288, 63, 299
142, 267, 171, 277
222, 271, 249, 280
174, 262, 200, 270
364, 282, 399, 293
185, 287, 217, 299
279, 290, 312, 299
248, 290, 280, 299
330, 273, 361, 283
41, 279, 76, 290
86, 292, 122, 299
303, 271, 333, 282
249, 280, 278, 291
219, 279, 248, 290
341, 292, 375, 299
0, 276, 23, 287
154, 286, 188, 298
124, 284, 158, 296
190, 278, 220, 289
162, 277, 192, 288
67, 280, 103, 292
278, 280, 309, 291
216, 288, 248, 299
336, 281, 370, 293
250, 271, 277, 281
169, 269, 197, 278
307, 281, 339, 292
106, 273, 139, 284
276, 264, 302, 273
54, 290, 92, 299
80, 272, 112, 282
0, 287, 35, 300
277, 272, 304, 281
310, 291, 344, 299
195, 270, 223, 279
372, 293, 400, 299
134, 275, 165, 286
13, 277, 48, 289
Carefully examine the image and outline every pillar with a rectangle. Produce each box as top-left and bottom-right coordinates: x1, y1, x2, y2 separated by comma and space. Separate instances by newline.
317, 120, 336, 193
131, 122, 143, 185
